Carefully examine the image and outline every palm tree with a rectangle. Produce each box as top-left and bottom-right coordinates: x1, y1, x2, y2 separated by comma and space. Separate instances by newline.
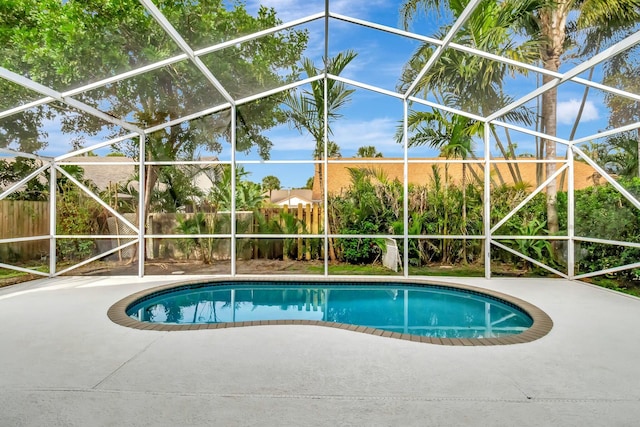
403, 110, 476, 261
523, 0, 640, 238
356, 145, 383, 158
398, 0, 539, 185
284, 50, 357, 197
261, 175, 281, 201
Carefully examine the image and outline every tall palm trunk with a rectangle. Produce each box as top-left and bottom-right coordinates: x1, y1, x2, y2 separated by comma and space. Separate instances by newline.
539, 3, 569, 242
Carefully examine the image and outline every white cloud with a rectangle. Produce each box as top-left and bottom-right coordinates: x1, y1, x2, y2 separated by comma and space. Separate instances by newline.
268, 117, 402, 156
332, 117, 399, 151
556, 99, 600, 125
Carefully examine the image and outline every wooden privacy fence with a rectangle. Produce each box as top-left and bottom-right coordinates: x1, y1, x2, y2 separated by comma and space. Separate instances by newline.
148, 203, 324, 261
255, 203, 323, 261
0, 200, 49, 262
0, 201, 323, 263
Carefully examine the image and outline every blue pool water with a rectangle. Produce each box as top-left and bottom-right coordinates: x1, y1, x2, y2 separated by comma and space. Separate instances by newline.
126, 282, 533, 339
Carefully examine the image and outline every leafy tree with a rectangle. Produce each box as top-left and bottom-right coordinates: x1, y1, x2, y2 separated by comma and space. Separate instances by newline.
0, 158, 48, 201
603, 59, 640, 178
284, 50, 357, 196
356, 145, 383, 158
0, 0, 308, 224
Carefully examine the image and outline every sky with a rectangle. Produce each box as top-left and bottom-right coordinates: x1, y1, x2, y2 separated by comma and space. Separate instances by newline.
3, 0, 619, 189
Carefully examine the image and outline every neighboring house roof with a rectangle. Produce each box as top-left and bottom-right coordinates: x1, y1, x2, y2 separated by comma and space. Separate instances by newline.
59, 156, 135, 190
268, 189, 313, 206
314, 157, 601, 198
57, 156, 220, 193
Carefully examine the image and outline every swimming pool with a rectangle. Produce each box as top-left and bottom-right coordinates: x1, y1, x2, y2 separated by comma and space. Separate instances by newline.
108, 279, 553, 345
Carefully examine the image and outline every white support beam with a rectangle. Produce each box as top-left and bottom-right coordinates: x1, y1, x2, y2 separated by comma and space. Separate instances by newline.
138, 0, 235, 105
55, 133, 138, 161
0, 162, 50, 201
137, 133, 146, 278
53, 240, 138, 277
491, 240, 568, 279
407, 96, 486, 122
0, 67, 144, 134
55, 165, 138, 231
574, 146, 640, 211
230, 106, 237, 276
0, 262, 49, 277
491, 120, 568, 146
403, 99, 409, 277
487, 30, 640, 123
0, 148, 51, 161
328, 74, 404, 100
574, 261, 640, 280
490, 163, 569, 234
567, 146, 575, 279
323, 0, 330, 278
572, 121, 640, 146
195, 13, 326, 57
483, 122, 491, 278
330, 12, 640, 106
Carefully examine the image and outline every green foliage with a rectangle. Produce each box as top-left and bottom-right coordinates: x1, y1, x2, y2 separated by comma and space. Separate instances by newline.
503, 219, 553, 270
337, 221, 383, 264
175, 212, 230, 264
0, 158, 48, 201
55, 166, 100, 261
261, 175, 281, 195
207, 166, 265, 211
0, 1, 308, 204
304, 176, 314, 189
579, 134, 639, 179
564, 178, 640, 283
355, 146, 383, 158
330, 167, 400, 265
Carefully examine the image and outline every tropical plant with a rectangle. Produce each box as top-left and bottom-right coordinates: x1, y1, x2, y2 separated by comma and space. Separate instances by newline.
329, 167, 402, 264
398, 0, 538, 186
356, 145, 383, 158
503, 219, 553, 271
207, 166, 265, 212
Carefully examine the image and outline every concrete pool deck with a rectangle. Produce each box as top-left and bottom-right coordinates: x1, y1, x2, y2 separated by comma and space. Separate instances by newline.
1, 276, 639, 426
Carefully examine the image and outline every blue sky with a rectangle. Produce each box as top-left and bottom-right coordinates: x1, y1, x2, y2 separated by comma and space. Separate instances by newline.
7, 0, 613, 189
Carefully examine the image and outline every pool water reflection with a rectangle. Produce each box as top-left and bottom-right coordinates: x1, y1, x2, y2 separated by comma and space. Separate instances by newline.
127, 283, 533, 339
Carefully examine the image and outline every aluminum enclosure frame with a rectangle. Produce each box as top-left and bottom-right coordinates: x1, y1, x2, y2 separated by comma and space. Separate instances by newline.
1, 0, 639, 280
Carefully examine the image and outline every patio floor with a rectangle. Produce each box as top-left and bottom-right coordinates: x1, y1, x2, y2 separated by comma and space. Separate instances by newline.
1, 275, 639, 426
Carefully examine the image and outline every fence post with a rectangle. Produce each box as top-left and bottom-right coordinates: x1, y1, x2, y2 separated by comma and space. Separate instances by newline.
297, 203, 303, 260
305, 203, 311, 260
282, 205, 289, 260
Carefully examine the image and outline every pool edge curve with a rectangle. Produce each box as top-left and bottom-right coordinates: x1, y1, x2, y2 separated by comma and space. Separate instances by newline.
107, 277, 553, 346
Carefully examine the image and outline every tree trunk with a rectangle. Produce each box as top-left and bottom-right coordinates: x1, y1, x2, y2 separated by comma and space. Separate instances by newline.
539, 3, 569, 244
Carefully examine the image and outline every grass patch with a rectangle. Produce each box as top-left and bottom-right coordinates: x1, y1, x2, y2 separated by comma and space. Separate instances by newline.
588, 277, 640, 298
307, 263, 400, 275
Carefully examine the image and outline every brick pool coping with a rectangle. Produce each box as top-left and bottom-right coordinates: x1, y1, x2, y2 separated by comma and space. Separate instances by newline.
107, 277, 553, 345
